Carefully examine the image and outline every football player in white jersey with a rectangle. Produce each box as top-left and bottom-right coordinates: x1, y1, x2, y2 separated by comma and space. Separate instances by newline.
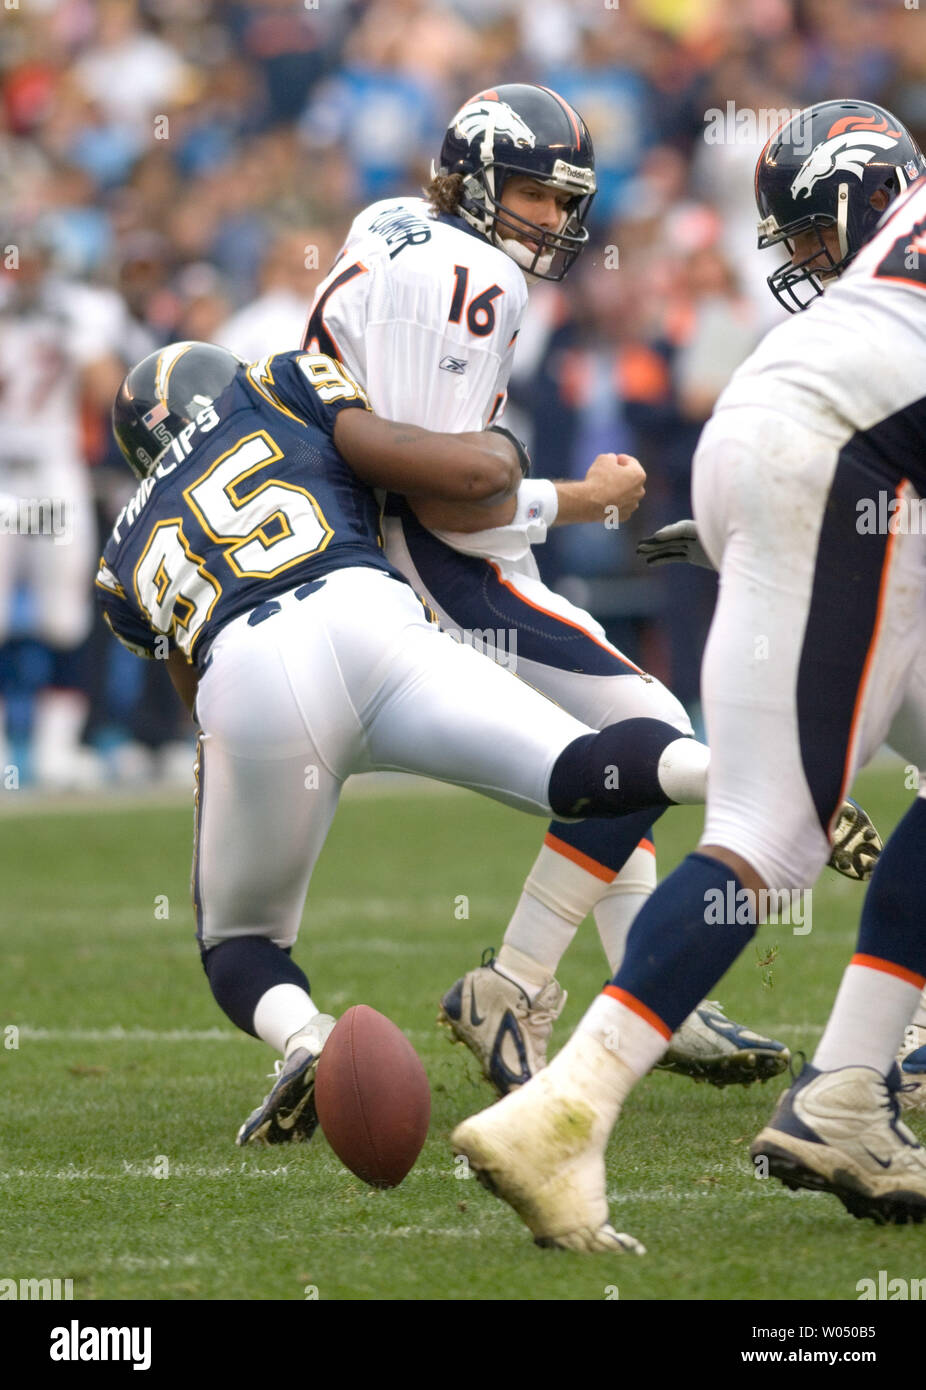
452, 103, 926, 1250
304, 84, 877, 1096
642, 99, 926, 1110
0, 233, 124, 786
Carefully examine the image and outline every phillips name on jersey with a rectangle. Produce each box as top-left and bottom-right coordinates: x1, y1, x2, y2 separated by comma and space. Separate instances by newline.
95, 351, 399, 671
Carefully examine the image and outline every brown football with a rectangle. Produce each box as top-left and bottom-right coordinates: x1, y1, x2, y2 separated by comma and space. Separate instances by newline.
315, 1005, 431, 1188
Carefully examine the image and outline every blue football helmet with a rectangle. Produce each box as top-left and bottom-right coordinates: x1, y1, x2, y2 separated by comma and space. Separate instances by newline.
434, 83, 596, 282
755, 99, 926, 311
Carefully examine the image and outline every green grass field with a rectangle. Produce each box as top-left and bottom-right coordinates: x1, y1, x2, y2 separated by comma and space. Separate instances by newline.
2, 762, 926, 1302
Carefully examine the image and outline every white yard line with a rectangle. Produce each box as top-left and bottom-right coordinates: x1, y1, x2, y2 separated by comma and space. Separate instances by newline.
0, 772, 465, 818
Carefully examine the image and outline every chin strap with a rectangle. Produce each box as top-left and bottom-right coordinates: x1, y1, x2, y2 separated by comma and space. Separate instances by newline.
497, 235, 555, 280
836, 182, 850, 261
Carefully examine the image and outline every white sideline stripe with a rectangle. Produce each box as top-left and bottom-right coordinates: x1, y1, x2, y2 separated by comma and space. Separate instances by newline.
18, 1026, 243, 1042
0, 772, 466, 818
16, 1025, 437, 1043
0, 1163, 467, 1181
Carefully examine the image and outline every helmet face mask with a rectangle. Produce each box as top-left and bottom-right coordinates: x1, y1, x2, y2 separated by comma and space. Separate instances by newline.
754, 99, 926, 312
436, 84, 596, 282
758, 210, 844, 312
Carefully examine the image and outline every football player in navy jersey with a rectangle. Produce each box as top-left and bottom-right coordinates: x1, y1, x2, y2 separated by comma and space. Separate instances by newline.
100, 341, 707, 1171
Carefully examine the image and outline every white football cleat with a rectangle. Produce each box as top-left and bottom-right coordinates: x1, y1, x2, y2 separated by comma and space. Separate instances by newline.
897, 1024, 926, 1111
656, 999, 790, 1087
439, 949, 566, 1095
451, 1034, 645, 1253
751, 1063, 926, 1224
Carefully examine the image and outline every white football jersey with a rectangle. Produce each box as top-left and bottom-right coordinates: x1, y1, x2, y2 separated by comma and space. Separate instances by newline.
715, 178, 926, 449
0, 277, 128, 468
306, 197, 535, 561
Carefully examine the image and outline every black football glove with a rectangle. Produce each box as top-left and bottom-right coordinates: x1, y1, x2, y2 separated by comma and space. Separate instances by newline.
637, 519, 714, 570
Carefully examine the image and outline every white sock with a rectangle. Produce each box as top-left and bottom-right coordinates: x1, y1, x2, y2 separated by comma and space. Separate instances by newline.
913, 985, 926, 1031
496, 942, 556, 998
593, 843, 657, 973
576, 989, 671, 1081
539, 1007, 639, 1132
500, 835, 613, 985
813, 960, 923, 1074
252, 984, 319, 1055
657, 737, 710, 805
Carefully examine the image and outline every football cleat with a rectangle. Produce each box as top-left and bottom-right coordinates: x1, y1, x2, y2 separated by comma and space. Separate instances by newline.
451, 1035, 645, 1253
656, 999, 790, 1086
897, 1024, 926, 1112
826, 798, 882, 880
438, 949, 566, 1096
235, 1014, 336, 1147
750, 1062, 926, 1224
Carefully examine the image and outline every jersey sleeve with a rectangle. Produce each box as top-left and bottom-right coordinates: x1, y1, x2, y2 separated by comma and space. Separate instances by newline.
246, 352, 371, 438
308, 241, 528, 433
94, 557, 162, 659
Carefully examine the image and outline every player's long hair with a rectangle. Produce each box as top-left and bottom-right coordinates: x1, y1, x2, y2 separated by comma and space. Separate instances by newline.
425, 172, 464, 216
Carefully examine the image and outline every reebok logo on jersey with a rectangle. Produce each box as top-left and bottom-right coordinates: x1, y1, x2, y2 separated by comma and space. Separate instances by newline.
790, 130, 902, 200
439, 356, 467, 374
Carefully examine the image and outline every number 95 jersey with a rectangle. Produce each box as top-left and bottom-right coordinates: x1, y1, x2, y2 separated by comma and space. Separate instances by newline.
95, 351, 396, 673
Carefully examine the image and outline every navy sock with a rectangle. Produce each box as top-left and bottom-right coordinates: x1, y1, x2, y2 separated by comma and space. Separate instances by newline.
857, 797, 926, 977
548, 718, 690, 819
546, 807, 662, 877
202, 936, 311, 1038
612, 852, 758, 1031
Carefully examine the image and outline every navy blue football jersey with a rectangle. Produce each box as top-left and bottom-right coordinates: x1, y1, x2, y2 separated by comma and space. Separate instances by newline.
96, 351, 403, 671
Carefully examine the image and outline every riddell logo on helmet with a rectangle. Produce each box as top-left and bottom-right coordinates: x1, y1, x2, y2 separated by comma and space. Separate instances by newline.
789, 130, 902, 200
549, 159, 595, 192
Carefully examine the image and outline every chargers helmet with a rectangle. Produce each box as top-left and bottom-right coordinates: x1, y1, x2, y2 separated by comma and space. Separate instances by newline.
755, 99, 926, 311
434, 83, 596, 282
113, 341, 242, 481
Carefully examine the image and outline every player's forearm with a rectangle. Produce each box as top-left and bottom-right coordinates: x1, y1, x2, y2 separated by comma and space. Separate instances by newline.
404, 494, 518, 533
551, 480, 609, 526
333, 412, 521, 503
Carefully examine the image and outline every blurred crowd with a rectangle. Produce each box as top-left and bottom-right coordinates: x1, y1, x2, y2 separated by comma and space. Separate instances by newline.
1, 0, 924, 786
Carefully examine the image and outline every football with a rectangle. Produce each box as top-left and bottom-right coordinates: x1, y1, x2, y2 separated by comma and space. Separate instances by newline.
315, 1005, 431, 1188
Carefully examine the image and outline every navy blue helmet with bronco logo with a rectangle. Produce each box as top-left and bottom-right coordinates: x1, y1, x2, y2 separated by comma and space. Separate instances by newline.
755, 99, 926, 311
435, 83, 596, 282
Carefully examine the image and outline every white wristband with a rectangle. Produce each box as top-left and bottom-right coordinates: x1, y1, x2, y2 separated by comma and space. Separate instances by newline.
513, 478, 559, 529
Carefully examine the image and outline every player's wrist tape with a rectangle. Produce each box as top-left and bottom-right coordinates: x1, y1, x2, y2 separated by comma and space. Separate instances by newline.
488, 425, 532, 478
514, 478, 559, 529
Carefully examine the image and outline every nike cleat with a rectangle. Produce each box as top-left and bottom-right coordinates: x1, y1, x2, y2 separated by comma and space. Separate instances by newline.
451, 1034, 645, 1253
438, 949, 566, 1096
656, 999, 790, 1087
236, 1014, 336, 1146
827, 798, 882, 881
750, 1063, 926, 1224
897, 1024, 926, 1112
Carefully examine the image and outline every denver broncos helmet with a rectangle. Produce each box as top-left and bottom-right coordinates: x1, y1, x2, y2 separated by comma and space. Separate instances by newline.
435, 83, 596, 282
755, 99, 926, 311
113, 342, 243, 481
